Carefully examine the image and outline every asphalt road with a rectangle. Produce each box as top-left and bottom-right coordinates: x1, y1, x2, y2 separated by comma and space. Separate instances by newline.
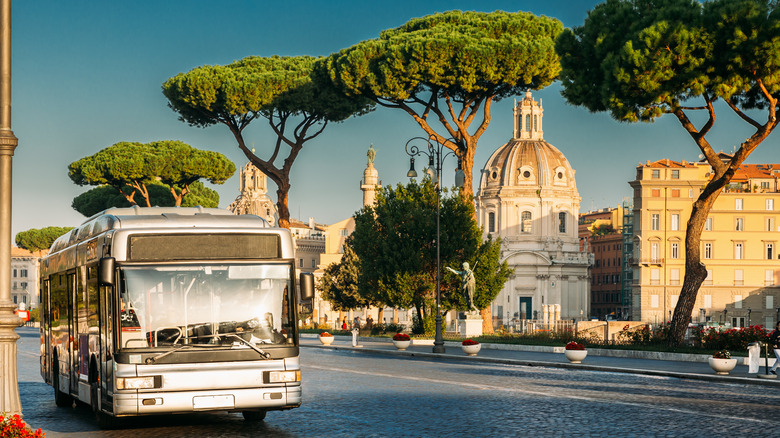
14, 327, 780, 437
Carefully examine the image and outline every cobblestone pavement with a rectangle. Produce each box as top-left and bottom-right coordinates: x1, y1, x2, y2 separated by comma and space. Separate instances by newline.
15, 328, 780, 437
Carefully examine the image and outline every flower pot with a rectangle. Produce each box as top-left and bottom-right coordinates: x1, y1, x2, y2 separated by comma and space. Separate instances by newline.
564, 349, 588, 363
708, 357, 737, 375
392, 340, 411, 350
462, 343, 481, 356
319, 335, 334, 345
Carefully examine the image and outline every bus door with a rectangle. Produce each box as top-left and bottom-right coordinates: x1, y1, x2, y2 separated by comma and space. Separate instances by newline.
68, 271, 79, 394
99, 283, 115, 405
50, 273, 70, 389
40, 279, 50, 382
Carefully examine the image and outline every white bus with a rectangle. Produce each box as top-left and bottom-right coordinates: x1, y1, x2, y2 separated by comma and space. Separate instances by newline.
38, 207, 313, 427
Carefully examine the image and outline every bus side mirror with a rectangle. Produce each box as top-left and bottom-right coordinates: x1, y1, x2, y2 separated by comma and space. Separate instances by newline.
299, 273, 314, 300
99, 257, 115, 286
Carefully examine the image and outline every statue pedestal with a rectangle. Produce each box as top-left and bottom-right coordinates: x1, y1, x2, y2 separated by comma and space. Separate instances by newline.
459, 314, 483, 338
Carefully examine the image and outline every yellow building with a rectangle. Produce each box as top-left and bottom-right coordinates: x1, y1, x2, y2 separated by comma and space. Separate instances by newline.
630, 158, 780, 328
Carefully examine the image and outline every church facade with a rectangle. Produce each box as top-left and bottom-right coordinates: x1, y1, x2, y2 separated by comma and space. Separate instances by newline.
227, 161, 279, 226
475, 93, 591, 325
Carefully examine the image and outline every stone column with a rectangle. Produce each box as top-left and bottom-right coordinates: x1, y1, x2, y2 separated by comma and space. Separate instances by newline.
0, 0, 21, 415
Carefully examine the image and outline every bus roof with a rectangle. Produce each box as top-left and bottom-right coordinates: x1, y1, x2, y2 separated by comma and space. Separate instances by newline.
50, 207, 271, 253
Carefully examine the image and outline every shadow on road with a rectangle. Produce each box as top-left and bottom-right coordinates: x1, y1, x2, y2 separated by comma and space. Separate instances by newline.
21, 381, 297, 437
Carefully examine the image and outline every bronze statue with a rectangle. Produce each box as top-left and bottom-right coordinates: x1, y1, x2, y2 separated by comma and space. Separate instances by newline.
367, 144, 376, 164
447, 262, 477, 312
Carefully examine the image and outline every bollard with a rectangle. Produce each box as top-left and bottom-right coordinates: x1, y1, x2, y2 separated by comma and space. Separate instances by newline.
351, 328, 362, 348
757, 341, 778, 379
748, 342, 760, 374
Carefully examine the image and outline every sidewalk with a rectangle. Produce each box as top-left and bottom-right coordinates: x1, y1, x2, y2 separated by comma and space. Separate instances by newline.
300, 334, 780, 387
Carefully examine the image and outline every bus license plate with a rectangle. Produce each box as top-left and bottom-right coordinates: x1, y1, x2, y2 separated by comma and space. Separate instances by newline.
193, 395, 235, 410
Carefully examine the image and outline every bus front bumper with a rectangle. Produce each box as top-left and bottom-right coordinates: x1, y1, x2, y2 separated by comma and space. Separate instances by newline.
113, 385, 301, 416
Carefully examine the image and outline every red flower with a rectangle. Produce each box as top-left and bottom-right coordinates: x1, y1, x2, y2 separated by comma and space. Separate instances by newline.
565, 341, 585, 350
319, 332, 333, 337
0, 414, 44, 438
392, 333, 410, 341
462, 339, 479, 346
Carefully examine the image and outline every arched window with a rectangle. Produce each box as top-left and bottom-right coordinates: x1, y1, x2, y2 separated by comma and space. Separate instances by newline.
488, 212, 496, 233
521, 211, 532, 233
558, 212, 567, 233
525, 114, 531, 131
533, 115, 538, 131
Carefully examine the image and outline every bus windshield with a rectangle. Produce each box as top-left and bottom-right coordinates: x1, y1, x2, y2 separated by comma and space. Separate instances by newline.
118, 263, 293, 350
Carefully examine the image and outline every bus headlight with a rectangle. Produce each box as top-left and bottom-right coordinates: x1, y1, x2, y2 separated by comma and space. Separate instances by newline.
116, 376, 162, 390
264, 370, 300, 383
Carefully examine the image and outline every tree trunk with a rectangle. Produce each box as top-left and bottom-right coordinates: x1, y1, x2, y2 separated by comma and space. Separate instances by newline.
276, 186, 291, 229
667, 179, 725, 345
480, 307, 493, 334
459, 138, 477, 202
170, 187, 183, 207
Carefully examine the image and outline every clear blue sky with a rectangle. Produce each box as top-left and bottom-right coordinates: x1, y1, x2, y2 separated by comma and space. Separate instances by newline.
9, 0, 779, 237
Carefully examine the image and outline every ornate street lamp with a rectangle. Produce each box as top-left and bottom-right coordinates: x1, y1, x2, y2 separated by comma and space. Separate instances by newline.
404, 136, 464, 354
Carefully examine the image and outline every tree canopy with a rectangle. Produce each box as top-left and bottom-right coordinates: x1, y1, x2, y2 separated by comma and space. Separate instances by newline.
320, 10, 562, 200
556, 0, 780, 345
71, 181, 219, 217
318, 243, 368, 311
349, 178, 509, 333
162, 55, 373, 228
15, 226, 74, 254
68, 140, 234, 208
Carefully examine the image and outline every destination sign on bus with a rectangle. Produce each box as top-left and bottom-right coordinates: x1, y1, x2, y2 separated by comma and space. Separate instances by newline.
128, 233, 281, 261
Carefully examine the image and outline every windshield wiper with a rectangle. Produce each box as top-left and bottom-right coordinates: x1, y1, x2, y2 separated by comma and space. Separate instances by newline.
226, 334, 272, 359
144, 344, 214, 364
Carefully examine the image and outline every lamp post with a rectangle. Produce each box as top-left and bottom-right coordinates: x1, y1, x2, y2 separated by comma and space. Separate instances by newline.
404, 136, 464, 354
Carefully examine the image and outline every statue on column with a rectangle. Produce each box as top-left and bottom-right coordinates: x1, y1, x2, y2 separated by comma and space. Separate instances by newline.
367, 143, 376, 164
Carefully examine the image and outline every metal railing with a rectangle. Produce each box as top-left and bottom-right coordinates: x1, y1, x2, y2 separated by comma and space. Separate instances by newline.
510, 319, 575, 334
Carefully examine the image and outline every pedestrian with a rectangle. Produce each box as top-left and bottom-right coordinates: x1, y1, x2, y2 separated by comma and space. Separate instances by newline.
342, 319, 347, 331
770, 321, 780, 375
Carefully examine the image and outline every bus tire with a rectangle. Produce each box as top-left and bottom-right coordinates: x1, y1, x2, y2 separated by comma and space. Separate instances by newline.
52, 359, 73, 408
242, 410, 267, 422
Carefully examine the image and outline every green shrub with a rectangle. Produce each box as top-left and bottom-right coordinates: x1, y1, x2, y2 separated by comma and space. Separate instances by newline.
412, 313, 434, 335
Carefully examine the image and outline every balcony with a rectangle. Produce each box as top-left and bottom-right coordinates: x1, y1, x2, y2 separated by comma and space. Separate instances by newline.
638, 258, 664, 266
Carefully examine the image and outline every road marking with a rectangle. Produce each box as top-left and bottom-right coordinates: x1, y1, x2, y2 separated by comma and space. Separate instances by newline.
308, 364, 773, 425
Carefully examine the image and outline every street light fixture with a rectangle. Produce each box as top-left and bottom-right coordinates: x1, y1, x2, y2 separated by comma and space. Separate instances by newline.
404, 136, 464, 354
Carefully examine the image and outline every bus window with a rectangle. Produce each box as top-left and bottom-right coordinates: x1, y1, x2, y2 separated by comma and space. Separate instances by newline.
119, 263, 292, 349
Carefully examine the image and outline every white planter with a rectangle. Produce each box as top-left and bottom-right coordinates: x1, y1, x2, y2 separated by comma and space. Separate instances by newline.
461, 343, 482, 356
319, 335, 334, 345
392, 340, 411, 350
708, 357, 737, 375
564, 349, 588, 363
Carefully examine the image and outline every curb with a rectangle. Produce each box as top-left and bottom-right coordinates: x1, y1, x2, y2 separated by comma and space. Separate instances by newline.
301, 341, 780, 387
301, 333, 767, 364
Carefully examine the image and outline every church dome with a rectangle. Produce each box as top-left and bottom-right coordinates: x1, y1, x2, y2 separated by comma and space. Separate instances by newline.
480, 139, 575, 192
478, 92, 576, 194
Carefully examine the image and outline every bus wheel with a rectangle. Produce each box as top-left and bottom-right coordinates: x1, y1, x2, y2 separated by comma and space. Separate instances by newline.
242, 410, 267, 422
53, 367, 73, 408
